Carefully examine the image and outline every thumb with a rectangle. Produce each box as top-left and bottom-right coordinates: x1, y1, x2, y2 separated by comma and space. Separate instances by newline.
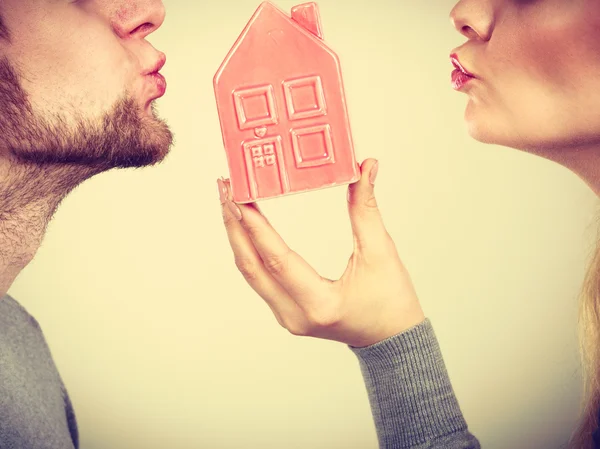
347, 159, 389, 252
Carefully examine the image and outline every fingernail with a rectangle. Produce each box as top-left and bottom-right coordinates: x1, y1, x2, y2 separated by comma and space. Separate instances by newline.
217, 178, 227, 204
369, 161, 379, 185
227, 201, 243, 221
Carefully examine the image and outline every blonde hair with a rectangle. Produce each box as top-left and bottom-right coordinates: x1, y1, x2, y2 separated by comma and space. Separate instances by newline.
569, 210, 600, 448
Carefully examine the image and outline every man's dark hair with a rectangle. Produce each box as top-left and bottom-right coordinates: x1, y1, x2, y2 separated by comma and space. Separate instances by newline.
0, 14, 9, 41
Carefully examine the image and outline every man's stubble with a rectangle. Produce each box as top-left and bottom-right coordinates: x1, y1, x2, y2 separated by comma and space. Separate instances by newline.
0, 56, 174, 212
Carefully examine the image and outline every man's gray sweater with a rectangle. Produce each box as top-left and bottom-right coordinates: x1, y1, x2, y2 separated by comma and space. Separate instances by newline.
0, 294, 478, 448
0, 295, 78, 449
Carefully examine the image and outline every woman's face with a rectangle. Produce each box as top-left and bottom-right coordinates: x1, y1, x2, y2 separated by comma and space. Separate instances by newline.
449, 0, 600, 158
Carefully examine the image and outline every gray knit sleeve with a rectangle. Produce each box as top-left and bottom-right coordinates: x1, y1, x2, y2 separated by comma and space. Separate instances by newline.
349, 318, 480, 449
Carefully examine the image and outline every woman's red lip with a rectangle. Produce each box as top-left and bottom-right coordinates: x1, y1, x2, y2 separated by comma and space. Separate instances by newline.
450, 53, 477, 78
451, 68, 475, 91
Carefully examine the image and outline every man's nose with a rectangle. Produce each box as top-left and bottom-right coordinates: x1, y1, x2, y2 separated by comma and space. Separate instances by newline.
111, 0, 166, 40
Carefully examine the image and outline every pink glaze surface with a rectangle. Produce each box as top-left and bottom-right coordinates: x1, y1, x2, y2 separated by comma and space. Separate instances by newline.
214, 1, 359, 203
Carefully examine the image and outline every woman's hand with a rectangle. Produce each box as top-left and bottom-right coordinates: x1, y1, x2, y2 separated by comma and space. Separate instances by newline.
217, 159, 425, 348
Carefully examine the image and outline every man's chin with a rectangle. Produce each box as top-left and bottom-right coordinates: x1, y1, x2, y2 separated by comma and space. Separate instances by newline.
10, 96, 174, 171
141, 102, 174, 166
120, 104, 174, 169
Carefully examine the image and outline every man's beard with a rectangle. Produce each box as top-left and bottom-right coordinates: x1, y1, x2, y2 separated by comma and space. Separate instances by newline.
0, 57, 174, 172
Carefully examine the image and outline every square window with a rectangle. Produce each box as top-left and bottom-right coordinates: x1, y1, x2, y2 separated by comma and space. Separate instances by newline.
233, 84, 279, 130
283, 76, 327, 121
243, 96, 269, 119
263, 143, 275, 155
265, 154, 276, 166
253, 156, 265, 168
291, 124, 335, 168
251, 146, 262, 157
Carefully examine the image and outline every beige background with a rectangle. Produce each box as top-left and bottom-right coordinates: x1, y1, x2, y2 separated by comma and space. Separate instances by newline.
8, 1, 599, 448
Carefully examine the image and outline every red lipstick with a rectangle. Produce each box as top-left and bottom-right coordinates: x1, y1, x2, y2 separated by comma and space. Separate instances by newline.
450, 53, 476, 91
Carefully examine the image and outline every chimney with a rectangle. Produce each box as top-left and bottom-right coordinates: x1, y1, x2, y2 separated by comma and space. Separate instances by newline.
291, 3, 323, 40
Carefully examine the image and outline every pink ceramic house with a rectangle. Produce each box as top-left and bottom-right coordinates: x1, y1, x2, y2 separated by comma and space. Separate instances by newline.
214, 1, 359, 204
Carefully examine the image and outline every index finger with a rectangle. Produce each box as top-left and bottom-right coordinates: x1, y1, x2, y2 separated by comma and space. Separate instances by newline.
223, 183, 328, 304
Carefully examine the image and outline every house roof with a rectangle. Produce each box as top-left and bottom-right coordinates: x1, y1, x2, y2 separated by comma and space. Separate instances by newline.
214, 1, 337, 86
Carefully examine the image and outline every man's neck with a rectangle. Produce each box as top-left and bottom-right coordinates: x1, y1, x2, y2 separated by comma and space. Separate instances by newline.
0, 155, 99, 297
0, 199, 60, 297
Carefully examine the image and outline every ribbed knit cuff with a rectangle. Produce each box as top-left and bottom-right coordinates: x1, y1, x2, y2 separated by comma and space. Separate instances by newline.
349, 318, 470, 448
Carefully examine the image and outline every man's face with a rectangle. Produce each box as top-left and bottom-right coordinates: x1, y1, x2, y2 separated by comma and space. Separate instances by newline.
0, 0, 173, 170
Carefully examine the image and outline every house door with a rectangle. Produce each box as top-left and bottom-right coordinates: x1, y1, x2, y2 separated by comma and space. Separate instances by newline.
243, 136, 290, 201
